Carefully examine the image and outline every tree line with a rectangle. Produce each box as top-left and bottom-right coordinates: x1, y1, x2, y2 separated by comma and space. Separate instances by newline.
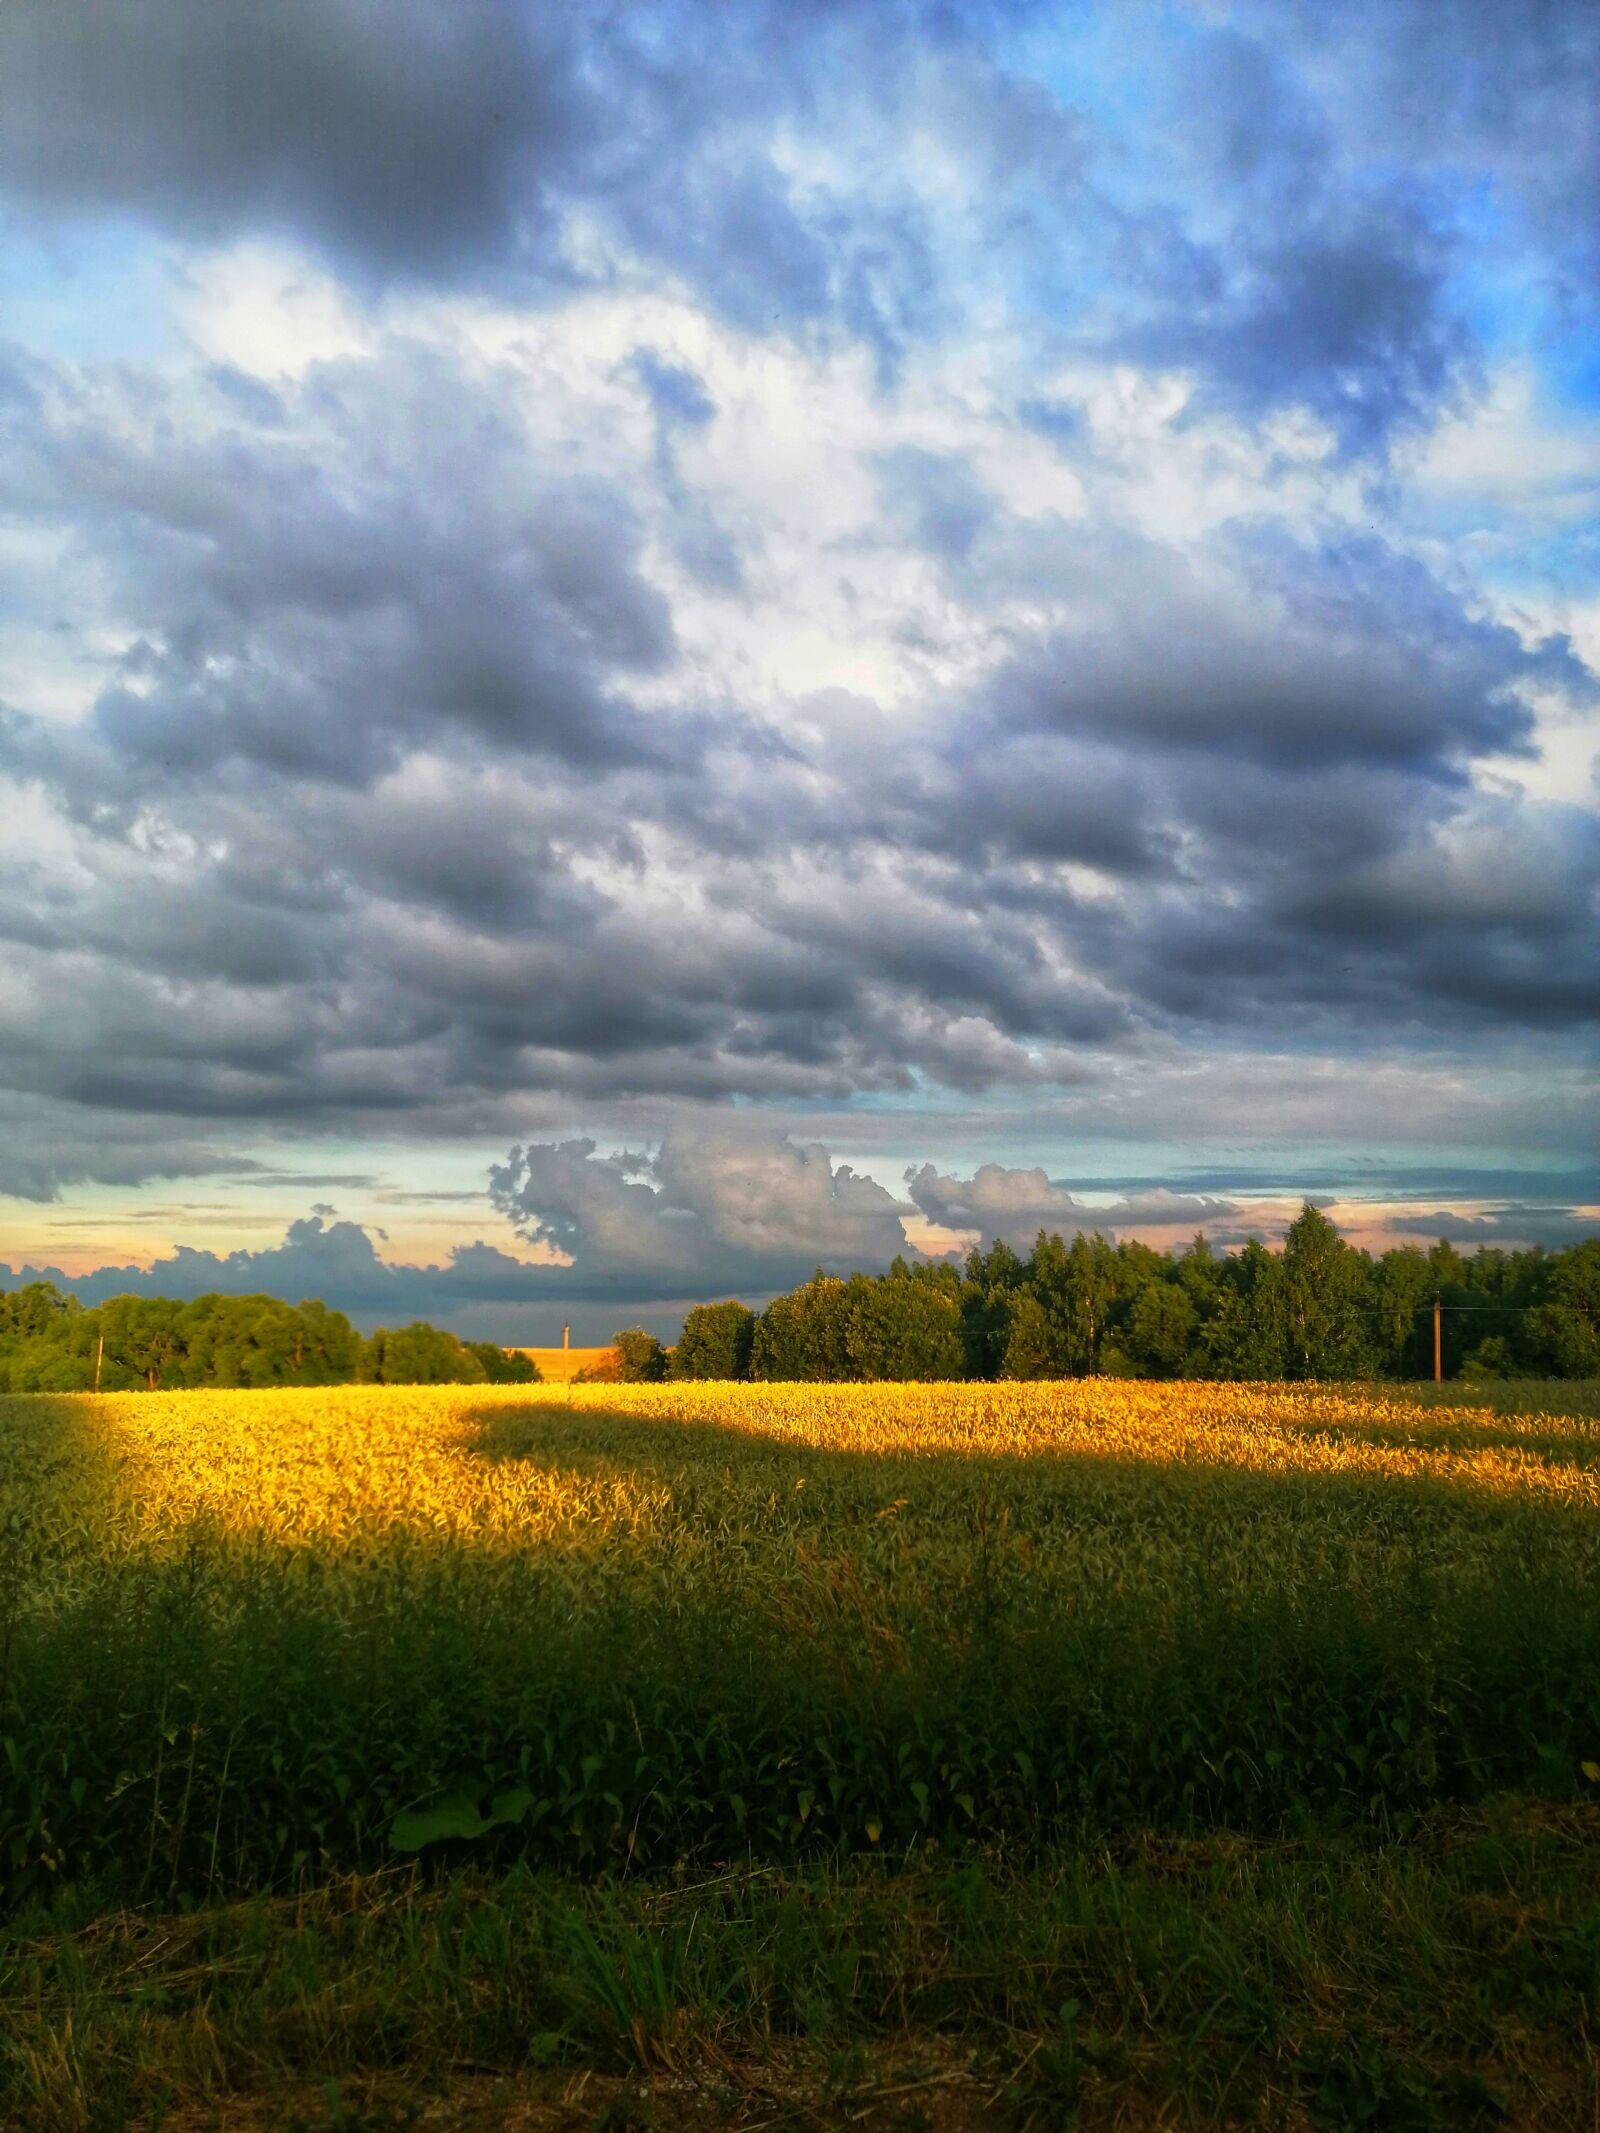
606, 1207, 1600, 1384
0, 1289, 540, 1393
3, 1207, 1596, 1393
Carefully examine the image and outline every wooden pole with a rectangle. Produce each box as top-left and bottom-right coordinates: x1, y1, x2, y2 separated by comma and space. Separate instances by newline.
94, 1333, 104, 1393
1433, 1297, 1442, 1384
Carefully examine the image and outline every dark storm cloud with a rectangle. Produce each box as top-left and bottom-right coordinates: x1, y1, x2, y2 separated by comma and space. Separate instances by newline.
883, 732, 1169, 876
995, 524, 1590, 771
2, 0, 1593, 451
1147, 197, 1464, 457
0, 0, 578, 283
0, 333, 1593, 1172
1264, 803, 1600, 1025
1109, 781, 1600, 1033
752, 866, 1134, 1049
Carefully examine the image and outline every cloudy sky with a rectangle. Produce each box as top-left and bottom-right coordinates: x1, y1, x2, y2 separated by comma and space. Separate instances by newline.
1, 0, 1596, 1337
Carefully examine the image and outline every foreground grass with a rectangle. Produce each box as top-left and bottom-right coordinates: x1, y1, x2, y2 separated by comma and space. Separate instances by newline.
5, 1798, 1599, 2130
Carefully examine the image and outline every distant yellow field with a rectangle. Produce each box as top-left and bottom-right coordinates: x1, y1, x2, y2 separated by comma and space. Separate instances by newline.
511, 1344, 615, 1382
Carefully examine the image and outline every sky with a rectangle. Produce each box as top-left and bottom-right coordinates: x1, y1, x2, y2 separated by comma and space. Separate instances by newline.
0, 0, 1596, 1340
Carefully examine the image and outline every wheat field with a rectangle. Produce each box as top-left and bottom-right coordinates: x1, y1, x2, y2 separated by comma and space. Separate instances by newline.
5, 1375, 1599, 1897
10, 1374, 1600, 1575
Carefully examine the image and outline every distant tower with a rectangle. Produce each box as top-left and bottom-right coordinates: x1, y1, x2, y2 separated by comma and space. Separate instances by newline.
563, 1322, 570, 1349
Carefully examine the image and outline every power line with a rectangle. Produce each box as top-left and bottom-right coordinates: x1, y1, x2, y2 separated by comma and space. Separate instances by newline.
1355, 1300, 1544, 1317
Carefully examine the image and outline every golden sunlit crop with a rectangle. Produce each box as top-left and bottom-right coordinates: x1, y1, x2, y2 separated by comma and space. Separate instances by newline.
7, 1377, 1600, 1588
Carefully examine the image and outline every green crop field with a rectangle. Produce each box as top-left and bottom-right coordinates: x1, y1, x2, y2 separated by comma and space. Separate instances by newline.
3, 1378, 1599, 2129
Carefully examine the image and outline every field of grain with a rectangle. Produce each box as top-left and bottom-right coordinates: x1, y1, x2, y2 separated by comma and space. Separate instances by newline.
7, 1376, 1600, 1892
510, 1343, 616, 1383
4, 1378, 1599, 2127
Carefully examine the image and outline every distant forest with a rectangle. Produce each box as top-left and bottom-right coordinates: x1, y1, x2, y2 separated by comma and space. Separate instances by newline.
0, 1291, 540, 1394
3, 1206, 1597, 1392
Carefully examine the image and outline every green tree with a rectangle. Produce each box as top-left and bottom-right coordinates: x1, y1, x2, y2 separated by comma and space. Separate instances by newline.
1201, 1239, 1285, 1378
1525, 1240, 1600, 1377
612, 1327, 669, 1382
1428, 1238, 1468, 1287
466, 1342, 542, 1382
1125, 1279, 1197, 1377
0, 1280, 76, 1343
0, 1281, 83, 1390
1370, 1249, 1435, 1376
999, 1291, 1058, 1379
958, 1238, 1024, 1378
750, 1275, 852, 1380
841, 1268, 965, 1380
292, 1298, 364, 1382
99, 1296, 186, 1391
1064, 1232, 1119, 1371
1022, 1229, 1118, 1375
362, 1323, 489, 1385
1460, 1334, 1518, 1380
1173, 1234, 1227, 1346
4, 1324, 99, 1391
671, 1300, 755, 1380
1280, 1205, 1374, 1380
174, 1295, 356, 1387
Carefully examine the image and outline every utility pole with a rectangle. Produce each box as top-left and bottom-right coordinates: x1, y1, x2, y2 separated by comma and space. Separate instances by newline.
94, 1333, 104, 1393
1433, 1297, 1442, 1384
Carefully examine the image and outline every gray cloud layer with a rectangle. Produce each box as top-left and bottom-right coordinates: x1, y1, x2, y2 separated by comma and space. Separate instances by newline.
0, 324, 1592, 1169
